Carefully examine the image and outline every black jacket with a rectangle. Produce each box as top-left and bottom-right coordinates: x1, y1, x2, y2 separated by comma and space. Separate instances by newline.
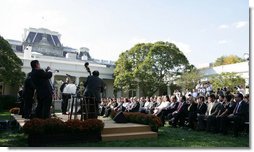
84, 75, 104, 102
188, 102, 198, 115
197, 103, 207, 115
31, 69, 53, 98
23, 72, 35, 100
234, 100, 248, 120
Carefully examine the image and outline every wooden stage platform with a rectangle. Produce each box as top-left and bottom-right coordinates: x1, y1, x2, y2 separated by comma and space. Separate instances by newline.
12, 113, 157, 141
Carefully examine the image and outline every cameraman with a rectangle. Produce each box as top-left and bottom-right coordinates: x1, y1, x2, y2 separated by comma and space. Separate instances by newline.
84, 70, 105, 119
30, 60, 53, 119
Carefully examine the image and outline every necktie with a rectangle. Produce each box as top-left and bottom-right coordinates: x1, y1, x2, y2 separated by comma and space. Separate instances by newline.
177, 102, 183, 112
236, 102, 241, 113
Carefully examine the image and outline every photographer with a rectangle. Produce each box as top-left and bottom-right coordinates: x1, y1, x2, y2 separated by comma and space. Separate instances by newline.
84, 70, 105, 119
30, 60, 53, 119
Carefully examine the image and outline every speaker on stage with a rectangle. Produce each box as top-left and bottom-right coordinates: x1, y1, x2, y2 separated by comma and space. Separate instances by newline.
113, 111, 127, 123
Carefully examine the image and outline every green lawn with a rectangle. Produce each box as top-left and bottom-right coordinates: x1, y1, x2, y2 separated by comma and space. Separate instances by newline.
0, 111, 12, 120
0, 125, 249, 147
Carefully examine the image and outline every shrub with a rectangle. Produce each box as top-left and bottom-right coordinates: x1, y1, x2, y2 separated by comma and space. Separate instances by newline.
43, 118, 66, 134
83, 119, 104, 133
0, 95, 17, 111
23, 118, 45, 135
23, 118, 104, 135
9, 107, 20, 114
111, 110, 163, 132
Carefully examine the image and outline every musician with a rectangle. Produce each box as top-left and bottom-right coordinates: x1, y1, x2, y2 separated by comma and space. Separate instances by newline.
30, 60, 53, 119
84, 70, 105, 119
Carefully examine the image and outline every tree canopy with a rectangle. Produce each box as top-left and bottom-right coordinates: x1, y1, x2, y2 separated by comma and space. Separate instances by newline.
114, 41, 189, 97
210, 72, 245, 92
0, 36, 25, 86
212, 55, 245, 67
176, 68, 203, 91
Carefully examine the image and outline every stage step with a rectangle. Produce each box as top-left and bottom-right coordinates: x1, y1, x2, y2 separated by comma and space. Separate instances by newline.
12, 114, 26, 127
102, 125, 151, 134
102, 131, 157, 141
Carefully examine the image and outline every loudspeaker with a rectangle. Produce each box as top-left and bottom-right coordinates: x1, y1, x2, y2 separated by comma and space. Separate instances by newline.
113, 111, 127, 123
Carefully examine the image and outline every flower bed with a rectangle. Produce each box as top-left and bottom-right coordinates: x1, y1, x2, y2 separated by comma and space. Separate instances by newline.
22, 118, 104, 146
110, 110, 162, 132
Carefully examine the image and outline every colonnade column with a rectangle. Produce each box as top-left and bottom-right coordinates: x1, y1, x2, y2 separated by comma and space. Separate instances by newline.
75, 76, 80, 85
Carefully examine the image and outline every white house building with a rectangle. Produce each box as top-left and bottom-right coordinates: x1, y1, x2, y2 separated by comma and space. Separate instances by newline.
1, 28, 115, 98
199, 61, 249, 93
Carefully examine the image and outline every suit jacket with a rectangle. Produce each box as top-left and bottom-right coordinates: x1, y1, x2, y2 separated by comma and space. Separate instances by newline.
188, 102, 197, 115
177, 101, 189, 115
114, 102, 123, 111
31, 69, 53, 99
23, 72, 35, 100
234, 100, 248, 120
206, 101, 221, 116
167, 101, 179, 112
148, 102, 157, 110
130, 101, 140, 112
197, 103, 207, 115
84, 75, 104, 102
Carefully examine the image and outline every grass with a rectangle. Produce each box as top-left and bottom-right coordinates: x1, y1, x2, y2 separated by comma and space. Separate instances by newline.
0, 110, 249, 147
0, 131, 27, 147
62, 126, 249, 147
0, 111, 12, 120
0, 125, 249, 147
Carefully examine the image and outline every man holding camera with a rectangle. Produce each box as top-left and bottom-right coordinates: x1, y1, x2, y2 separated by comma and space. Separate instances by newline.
30, 60, 53, 119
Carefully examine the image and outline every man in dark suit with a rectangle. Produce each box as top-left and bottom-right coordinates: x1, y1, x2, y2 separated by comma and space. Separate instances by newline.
187, 96, 199, 130
196, 96, 207, 115
128, 98, 140, 112
84, 70, 105, 118
30, 60, 53, 119
197, 94, 220, 131
206, 94, 222, 132
171, 96, 189, 127
221, 93, 248, 136
23, 72, 35, 119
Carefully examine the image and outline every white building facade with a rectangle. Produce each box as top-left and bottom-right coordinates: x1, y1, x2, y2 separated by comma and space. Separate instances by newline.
199, 61, 249, 93
2, 28, 115, 98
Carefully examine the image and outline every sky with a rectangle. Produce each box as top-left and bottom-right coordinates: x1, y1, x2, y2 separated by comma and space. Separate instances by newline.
0, 0, 249, 67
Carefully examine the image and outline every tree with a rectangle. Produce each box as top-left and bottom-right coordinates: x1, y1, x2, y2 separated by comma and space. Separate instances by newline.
114, 41, 189, 97
176, 68, 203, 91
210, 72, 245, 92
0, 36, 25, 86
213, 55, 245, 67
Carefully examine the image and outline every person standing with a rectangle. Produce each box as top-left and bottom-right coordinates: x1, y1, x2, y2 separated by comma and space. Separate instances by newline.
60, 78, 69, 115
23, 72, 35, 119
30, 60, 53, 119
84, 70, 105, 119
